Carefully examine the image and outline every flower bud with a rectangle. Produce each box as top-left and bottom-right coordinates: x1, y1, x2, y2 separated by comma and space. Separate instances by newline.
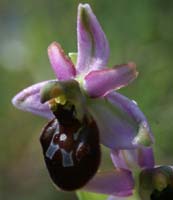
139, 166, 173, 200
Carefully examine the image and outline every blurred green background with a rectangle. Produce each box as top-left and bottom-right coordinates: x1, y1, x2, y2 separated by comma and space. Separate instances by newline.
0, 0, 173, 199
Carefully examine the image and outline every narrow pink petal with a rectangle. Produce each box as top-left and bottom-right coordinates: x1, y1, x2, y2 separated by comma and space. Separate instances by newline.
83, 169, 134, 197
76, 4, 110, 74
12, 81, 54, 119
48, 42, 76, 80
87, 91, 154, 149
84, 63, 138, 97
111, 147, 154, 171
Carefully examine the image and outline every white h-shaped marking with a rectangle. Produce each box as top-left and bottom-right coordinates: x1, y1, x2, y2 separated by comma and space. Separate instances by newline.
60, 149, 74, 167
46, 122, 60, 159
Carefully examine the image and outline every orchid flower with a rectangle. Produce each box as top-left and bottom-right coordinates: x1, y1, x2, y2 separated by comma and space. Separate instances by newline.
12, 3, 154, 199
109, 133, 173, 200
139, 165, 173, 200
108, 163, 173, 200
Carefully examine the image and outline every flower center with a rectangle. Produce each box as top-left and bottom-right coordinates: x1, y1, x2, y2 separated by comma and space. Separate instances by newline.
40, 80, 101, 190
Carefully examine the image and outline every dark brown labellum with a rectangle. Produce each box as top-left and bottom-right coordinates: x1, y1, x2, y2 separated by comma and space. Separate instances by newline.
40, 117, 100, 191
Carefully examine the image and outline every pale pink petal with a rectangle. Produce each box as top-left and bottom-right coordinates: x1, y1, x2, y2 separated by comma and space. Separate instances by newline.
83, 169, 134, 197
12, 81, 54, 119
87, 91, 154, 149
76, 4, 109, 74
111, 147, 154, 171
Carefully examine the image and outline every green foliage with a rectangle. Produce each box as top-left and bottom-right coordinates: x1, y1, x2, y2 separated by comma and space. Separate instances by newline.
77, 191, 108, 200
